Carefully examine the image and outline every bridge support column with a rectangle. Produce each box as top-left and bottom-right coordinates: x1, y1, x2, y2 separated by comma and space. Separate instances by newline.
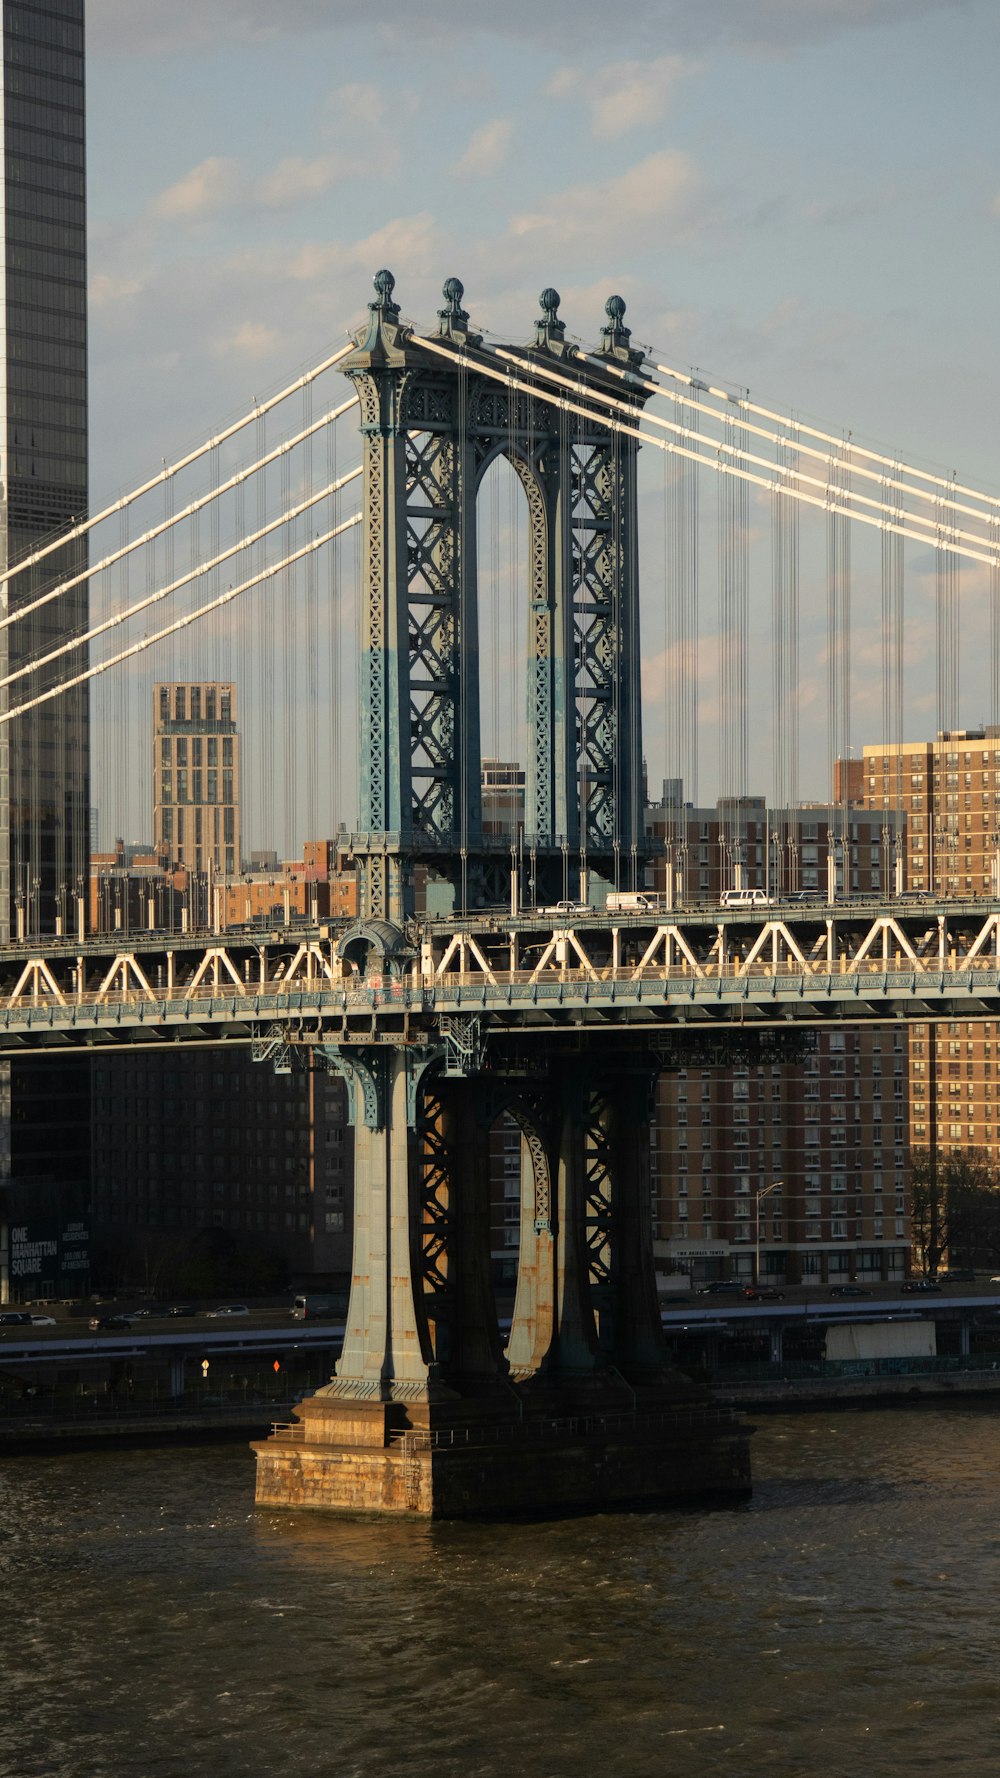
254, 1045, 520, 1515
504, 1116, 557, 1375
254, 1035, 750, 1517
607, 1072, 674, 1377
329, 1048, 437, 1395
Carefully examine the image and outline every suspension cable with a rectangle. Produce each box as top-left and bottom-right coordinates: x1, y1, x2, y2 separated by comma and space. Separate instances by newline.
0, 340, 358, 590
0, 513, 362, 725
494, 342, 995, 559
645, 353, 1000, 519
0, 395, 359, 635
415, 334, 996, 570
0, 466, 363, 692
581, 346, 1000, 534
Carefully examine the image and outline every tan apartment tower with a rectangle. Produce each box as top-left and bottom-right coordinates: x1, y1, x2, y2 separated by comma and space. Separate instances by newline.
859, 728, 1000, 897
856, 727, 1000, 1176
153, 683, 240, 875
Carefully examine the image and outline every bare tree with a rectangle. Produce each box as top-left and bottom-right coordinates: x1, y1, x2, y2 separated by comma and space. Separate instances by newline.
908, 1146, 1000, 1275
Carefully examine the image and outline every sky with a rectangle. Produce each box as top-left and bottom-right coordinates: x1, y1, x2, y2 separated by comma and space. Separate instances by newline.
82, 0, 1000, 821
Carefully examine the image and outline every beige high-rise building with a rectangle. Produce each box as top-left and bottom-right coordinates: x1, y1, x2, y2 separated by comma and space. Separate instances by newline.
859, 727, 1000, 898
855, 727, 1000, 1174
153, 683, 240, 875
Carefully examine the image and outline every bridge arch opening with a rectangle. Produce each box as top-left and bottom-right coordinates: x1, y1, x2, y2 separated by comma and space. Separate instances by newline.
476, 450, 531, 853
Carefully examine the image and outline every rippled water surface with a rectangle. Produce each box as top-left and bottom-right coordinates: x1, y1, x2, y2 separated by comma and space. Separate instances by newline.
2, 1407, 999, 1778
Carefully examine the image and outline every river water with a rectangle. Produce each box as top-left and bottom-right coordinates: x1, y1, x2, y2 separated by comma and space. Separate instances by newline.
1, 1405, 998, 1778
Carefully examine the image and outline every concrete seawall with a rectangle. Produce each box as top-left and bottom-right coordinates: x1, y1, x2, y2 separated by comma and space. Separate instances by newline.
715, 1370, 1000, 1412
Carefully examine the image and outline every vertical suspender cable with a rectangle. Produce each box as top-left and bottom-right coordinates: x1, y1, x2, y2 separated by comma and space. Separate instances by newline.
664, 398, 699, 891
771, 427, 799, 894
827, 440, 851, 894
718, 412, 748, 884
458, 351, 469, 913
991, 516, 1000, 732
304, 378, 318, 848
935, 481, 960, 890
881, 472, 904, 891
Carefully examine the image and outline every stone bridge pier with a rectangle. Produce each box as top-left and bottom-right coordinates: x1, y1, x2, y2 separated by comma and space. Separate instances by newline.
253, 1030, 750, 1518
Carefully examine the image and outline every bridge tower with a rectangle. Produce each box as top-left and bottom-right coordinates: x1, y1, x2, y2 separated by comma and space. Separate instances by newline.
253, 277, 750, 1517
343, 269, 647, 921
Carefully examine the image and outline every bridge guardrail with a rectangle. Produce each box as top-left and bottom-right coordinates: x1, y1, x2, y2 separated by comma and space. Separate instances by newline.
1, 955, 1000, 1030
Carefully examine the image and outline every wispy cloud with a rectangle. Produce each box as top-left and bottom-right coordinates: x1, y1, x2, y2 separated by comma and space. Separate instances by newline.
89, 269, 145, 309
151, 150, 363, 224
325, 82, 387, 127
254, 155, 342, 208
457, 118, 513, 178
90, 0, 964, 57
152, 157, 242, 221
213, 319, 282, 360
509, 149, 706, 254
547, 57, 692, 140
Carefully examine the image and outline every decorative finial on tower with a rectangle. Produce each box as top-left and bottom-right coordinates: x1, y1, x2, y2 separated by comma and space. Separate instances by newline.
535, 286, 566, 350
371, 268, 400, 318
597, 291, 644, 366
603, 294, 628, 342
438, 275, 470, 338
594, 291, 640, 368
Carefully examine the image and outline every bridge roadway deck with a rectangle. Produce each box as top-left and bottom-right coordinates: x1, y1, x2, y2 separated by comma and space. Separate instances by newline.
0, 1319, 345, 1369
3, 1292, 999, 1368
0, 898, 999, 1049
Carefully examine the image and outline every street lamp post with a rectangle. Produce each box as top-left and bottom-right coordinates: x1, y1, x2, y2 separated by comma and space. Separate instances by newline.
755, 1180, 783, 1286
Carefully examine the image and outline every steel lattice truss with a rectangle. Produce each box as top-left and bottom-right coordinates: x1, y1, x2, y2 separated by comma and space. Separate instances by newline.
4, 900, 1000, 1052
416, 1075, 453, 1327
582, 1083, 615, 1295
342, 272, 649, 922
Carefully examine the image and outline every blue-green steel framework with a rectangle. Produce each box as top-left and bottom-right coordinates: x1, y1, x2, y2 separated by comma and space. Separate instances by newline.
344, 271, 650, 921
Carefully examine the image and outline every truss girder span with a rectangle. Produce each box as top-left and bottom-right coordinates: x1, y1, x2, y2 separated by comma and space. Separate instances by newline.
2, 900, 1000, 1042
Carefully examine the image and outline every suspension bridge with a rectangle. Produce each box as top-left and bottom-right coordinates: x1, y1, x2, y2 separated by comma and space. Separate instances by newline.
5, 268, 1000, 1515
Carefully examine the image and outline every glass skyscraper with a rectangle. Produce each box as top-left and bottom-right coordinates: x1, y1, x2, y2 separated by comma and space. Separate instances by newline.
0, 2, 90, 1269
0, 0, 88, 943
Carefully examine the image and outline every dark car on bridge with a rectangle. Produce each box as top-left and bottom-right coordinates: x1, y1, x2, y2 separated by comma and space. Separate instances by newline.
900, 1279, 942, 1293
88, 1313, 133, 1330
742, 1285, 784, 1301
829, 1285, 870, 1298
